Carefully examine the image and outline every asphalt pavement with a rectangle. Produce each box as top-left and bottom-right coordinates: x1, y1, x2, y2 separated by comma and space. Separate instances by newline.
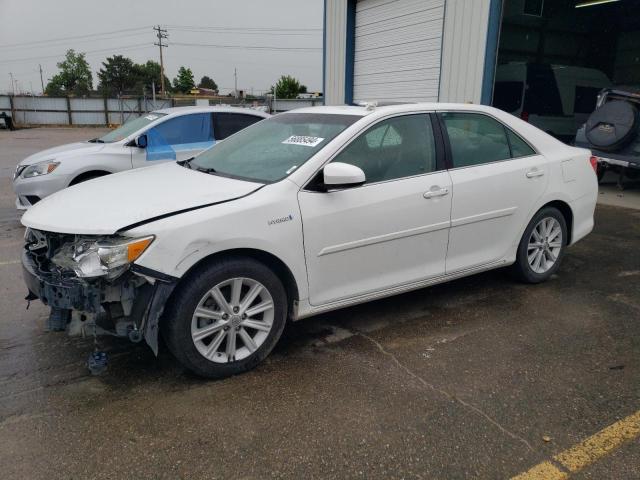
0, 127, 638, 479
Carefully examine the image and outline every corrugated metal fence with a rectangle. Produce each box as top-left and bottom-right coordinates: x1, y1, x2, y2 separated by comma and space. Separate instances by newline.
0, 95, 324, 127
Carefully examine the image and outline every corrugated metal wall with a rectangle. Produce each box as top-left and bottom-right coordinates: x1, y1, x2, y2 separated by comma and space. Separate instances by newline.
353, 0, 445, 103
438, 0, 492, 104
324, 0, 349, 105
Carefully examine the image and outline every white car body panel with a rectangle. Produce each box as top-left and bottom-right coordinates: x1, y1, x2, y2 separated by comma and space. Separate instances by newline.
21, 103, 598, 323
13, 106, 270, 209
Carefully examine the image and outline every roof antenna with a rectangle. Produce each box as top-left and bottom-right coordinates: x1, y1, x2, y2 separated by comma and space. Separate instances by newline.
356, 101, 378, 111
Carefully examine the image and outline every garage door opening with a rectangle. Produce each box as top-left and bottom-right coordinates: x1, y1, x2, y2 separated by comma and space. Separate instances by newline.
492, 0, 639, 143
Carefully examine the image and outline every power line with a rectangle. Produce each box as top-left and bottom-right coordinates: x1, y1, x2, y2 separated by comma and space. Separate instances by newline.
0, 31, 151, 52
0, 26, 152, 49
169, 27, 321, 36
165, 24, 322, 32
0, 43, 153, 66
172, 42, 321, 52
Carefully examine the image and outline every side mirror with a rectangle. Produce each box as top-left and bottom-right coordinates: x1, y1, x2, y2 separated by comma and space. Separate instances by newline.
136, 134, 148, 148
323, 162, 366, 188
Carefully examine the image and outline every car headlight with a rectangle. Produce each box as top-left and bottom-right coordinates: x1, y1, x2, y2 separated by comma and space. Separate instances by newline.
51, 235, 154, 279
21, 159, 60, 178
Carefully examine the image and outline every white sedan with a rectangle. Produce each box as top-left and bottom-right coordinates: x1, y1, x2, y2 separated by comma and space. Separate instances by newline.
20, 103, 598, 378
12, 106, 270, 209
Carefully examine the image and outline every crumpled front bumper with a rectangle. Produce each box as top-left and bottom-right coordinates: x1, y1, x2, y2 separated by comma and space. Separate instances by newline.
22, 249, 178, 355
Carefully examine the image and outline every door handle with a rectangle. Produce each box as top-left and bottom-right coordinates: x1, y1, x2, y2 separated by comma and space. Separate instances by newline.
423, 187, 449, 199
526, 169, 545, 178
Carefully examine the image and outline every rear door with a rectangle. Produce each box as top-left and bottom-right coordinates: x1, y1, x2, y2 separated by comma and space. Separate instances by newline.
440, 111, 548, 273
298, 113, 452, 306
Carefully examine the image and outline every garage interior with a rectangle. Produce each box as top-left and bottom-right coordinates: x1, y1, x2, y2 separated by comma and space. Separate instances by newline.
492, 0, 640, 141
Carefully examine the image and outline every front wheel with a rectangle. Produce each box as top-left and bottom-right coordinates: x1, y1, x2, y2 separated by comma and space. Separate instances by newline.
511, 207, 567, 284
162, 257, 288, 378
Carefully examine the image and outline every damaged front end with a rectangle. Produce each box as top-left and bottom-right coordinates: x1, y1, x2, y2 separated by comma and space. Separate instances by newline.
22, 228, 176, 354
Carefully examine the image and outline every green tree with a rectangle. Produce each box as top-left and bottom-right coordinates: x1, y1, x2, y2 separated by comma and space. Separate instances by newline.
270, 75, 306, 99
44, 49, 93, 96
97, 55, 138, 95
198, 75, 218, 92
135, 60, 171, 95
172, 66, 195, 93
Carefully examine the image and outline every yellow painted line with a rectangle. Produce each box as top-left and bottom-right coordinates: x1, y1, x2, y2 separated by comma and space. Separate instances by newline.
554, 410, 640, 472
512, 410, 640, 479
0, 259, 20, 266
511, 461, 567, 480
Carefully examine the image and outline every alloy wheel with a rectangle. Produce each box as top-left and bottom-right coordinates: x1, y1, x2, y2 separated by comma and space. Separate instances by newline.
191, 277, 275, 363
527, 217, 563, 274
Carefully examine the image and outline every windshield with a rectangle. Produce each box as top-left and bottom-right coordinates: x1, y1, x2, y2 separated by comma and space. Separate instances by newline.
98, 112, 167, 143
190, 113, 361, 183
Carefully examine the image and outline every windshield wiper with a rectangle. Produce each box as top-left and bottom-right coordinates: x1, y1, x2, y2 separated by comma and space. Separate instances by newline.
196, 166, 217, 174
88, 138, 104, 143
177, 157, 195, 169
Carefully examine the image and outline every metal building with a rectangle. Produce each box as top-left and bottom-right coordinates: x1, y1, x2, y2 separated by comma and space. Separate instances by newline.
323, 0, 500, 106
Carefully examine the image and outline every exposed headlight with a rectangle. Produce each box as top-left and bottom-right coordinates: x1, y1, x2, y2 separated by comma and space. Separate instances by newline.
21, 159, 60, 178
51, 236, 154, 279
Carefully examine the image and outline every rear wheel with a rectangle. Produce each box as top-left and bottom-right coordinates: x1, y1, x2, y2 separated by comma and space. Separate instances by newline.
162, 257, 288, 378
511, 207, 567, 284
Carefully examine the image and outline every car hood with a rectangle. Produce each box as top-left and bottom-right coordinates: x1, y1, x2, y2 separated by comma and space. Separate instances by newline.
21, 162, 263, 235
19, 141, 105, 166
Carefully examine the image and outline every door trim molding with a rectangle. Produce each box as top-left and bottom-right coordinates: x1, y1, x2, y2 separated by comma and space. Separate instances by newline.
451, 206, 517, 228
317, 220, 450, 257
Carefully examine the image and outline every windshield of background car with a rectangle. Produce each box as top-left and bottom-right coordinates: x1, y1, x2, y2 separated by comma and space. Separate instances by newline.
98, 112, 168, 143
190, 113, 361, 182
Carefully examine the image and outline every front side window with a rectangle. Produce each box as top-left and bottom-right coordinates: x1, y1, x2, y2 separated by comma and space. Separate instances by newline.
98, 112, 167, 143
190, 113, 360, 183
332, 114, 437, 184
441, 112, 511, 168
148, 113, 213, 146
213, 113, 264, 140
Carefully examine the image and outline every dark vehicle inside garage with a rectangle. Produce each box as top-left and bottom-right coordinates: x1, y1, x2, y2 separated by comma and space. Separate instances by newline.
492, 0, 640, 185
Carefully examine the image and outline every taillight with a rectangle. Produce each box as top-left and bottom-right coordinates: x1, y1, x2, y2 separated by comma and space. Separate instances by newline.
521, 111, 529, 122
589, 155, 598, 173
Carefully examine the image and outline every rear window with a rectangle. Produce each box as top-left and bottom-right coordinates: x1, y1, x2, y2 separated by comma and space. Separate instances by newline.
523, 65, 564, 116
493, 81, 523, 112
574, 86, 601, 114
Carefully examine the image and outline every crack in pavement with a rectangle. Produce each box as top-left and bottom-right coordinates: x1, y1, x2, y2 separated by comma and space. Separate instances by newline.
355, 331, 535, 452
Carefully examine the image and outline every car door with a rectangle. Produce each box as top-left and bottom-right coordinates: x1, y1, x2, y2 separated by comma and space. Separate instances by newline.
131, 113, 215, 168
440, 111, 548, 273
212, 112, 265, 141
298, 113, 452, 306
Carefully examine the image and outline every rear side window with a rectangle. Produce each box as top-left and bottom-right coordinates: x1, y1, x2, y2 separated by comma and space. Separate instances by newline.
506, 129, 536, 158
441, 113, 511, 168
213, 113, 264, 140
493, 81, 523, 112
333, 114, 437, 184
149, 113, 213, 145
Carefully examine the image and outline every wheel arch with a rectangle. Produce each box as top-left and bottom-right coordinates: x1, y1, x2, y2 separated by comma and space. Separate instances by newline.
176, 248, 300, 319
539, 199, 574, 244
68, 169, 111, 186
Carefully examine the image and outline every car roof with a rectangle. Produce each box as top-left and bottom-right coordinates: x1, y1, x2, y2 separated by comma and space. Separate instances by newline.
287, 102, 504, 117
153, 105, 271, 117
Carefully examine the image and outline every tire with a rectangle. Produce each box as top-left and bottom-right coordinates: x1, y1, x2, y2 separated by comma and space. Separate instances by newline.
70, 172, 108, 186
585, 100, 638, 152
511, 207, 567, 284
162, 257, 288, 378
596, 163, 606, 183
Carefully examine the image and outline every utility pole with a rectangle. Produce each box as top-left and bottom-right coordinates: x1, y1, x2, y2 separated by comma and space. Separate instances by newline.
9, 72, 15, 96
39, 64, 45, 94
153, 25, 168, 96
234, 68, 238, 100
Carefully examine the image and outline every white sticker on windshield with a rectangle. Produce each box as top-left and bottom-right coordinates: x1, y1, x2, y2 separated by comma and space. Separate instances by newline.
282, 135, 324, 147
145, 114, 159, 121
